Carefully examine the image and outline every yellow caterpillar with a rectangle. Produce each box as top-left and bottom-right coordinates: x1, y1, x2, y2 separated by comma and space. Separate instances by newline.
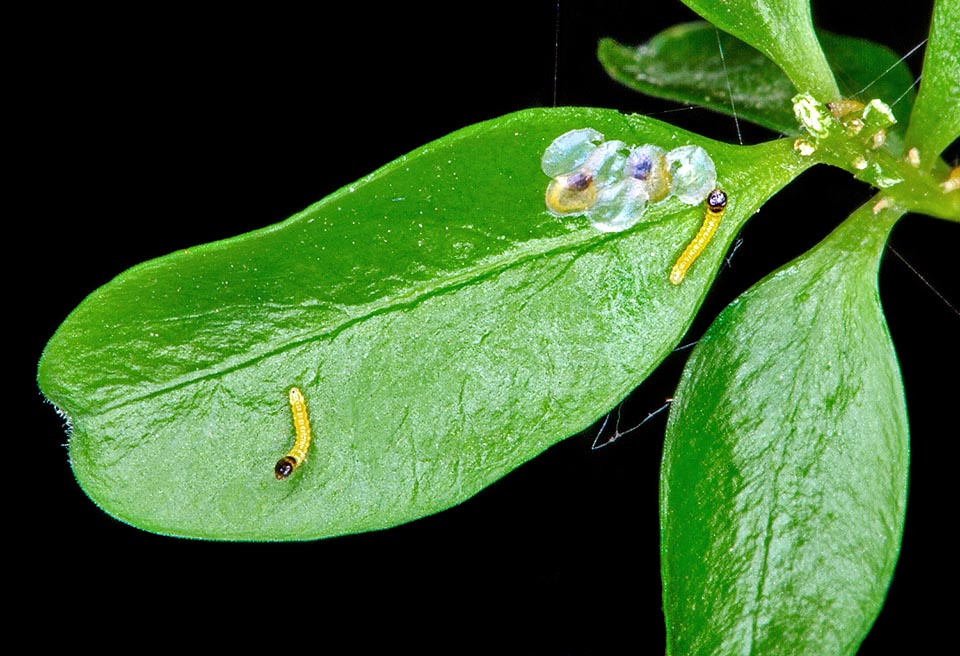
669, 188, 727, 285
275, 387, 313, 480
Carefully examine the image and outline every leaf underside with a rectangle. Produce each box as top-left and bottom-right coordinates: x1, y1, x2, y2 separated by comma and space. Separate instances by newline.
599, 22, 916, 140
680, 0, 840, 102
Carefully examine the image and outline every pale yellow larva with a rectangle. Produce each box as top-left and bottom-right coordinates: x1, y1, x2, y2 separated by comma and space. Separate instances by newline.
275, 387, 313, 480
669, 188, 727, 285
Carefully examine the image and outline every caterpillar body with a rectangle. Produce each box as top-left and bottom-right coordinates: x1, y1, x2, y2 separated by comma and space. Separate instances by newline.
669, 188, 727, 285
275, 387, 313, 480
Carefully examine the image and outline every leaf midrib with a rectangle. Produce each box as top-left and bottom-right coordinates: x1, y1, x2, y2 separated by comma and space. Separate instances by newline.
87, 217, 652, 415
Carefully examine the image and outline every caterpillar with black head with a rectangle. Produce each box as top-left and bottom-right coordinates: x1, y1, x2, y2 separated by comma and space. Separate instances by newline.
275, 387, 313, 480
669, 188, 727, 285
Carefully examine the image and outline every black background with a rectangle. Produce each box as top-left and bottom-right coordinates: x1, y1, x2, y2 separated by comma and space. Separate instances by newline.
24, 1, 955, 652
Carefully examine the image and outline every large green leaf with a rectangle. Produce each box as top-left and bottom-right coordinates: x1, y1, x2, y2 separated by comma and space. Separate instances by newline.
38, 108, 811, 540
905, 0, 960, 169
599, 22, 916, 137
680, 0, 840, 102
661, 198, 908, 654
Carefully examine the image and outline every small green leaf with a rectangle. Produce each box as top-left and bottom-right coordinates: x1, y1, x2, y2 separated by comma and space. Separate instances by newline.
661, 199, 908, 654
905, 0, 960, 168
680, 0, 840, 102
39, 108, 811, 540
599, 22, 916, 137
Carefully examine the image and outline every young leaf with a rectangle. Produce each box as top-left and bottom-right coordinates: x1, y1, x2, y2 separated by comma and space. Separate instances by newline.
905, 0, 960, 169
661, 199, 908, 655
599, 22, 916, 137
38, 108, 811, 540
680, 0, 840, 102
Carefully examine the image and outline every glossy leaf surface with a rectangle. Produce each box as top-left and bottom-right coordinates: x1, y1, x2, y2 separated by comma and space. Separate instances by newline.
680, 0, 840, 101
661, 199, 908, 654
905, 0, 960, 168
599, 22, 916, 137
38, 108, 810, 540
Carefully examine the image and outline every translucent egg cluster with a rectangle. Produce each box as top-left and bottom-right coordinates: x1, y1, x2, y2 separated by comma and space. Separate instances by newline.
542, 128, 717, 232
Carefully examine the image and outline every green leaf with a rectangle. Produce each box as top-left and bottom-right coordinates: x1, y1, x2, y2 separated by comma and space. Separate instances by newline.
38, 108, 811, 540
905, 0, 960, 169
599, 22, 917, 137
680, 0, 840, 102
661, 199, 908, 655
